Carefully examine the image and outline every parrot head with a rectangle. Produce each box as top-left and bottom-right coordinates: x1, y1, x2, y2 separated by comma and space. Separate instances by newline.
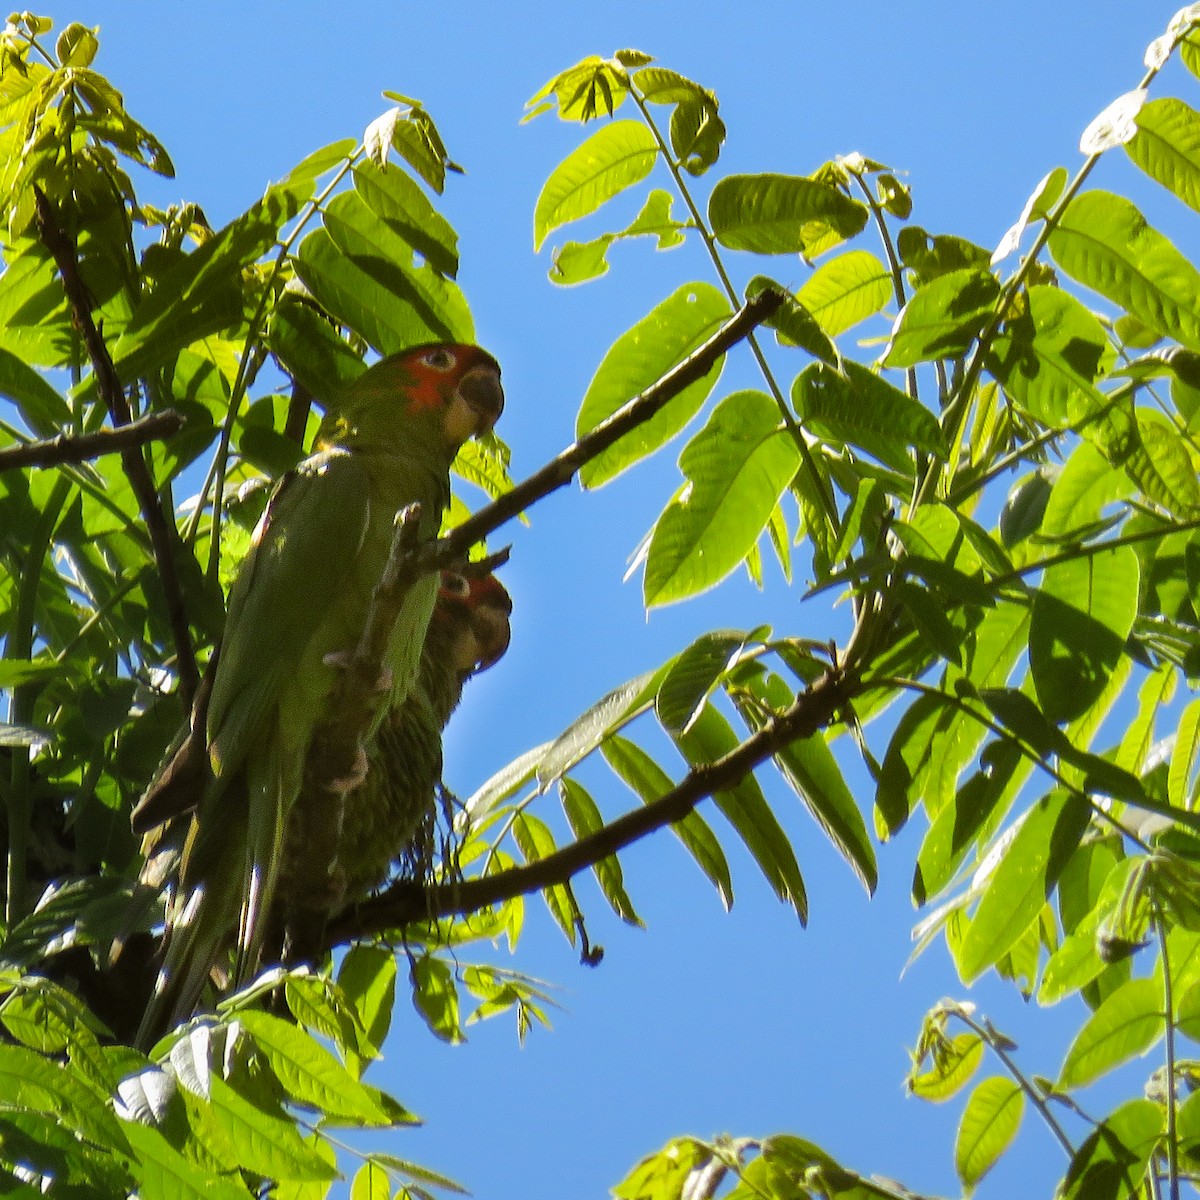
435, 570, 513, 677
320, 343, 504, 453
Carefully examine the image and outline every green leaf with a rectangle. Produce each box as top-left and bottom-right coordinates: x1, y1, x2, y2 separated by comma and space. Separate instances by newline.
560, 777, 642, 926
733, 673, 876, 894
793, 360, 948, 470
350, 1159, 390, 1200
577, 282, 730, 487
0, 347, 69, 434
353, 160, 460, 277
601, 735, 734, 908
280, 138, 358, 184
533, 120, 658, 250
897, 226, 990, 285
795, 249, 892, 336
537, 665, 667, 787
674, 702, 808, 922
955, 1076, 1023, 1190
655, 628, 765, 734
1029, 545, 1139, 724
1169, 697, 1200, 810
745, 275, 838, 364
120, 1120, 250, 1200
336, 946, 397, 1067
956, 791, 1091, 983
209, 1075, 336, 1183
238, 1010, 392, 1124
1058, 976, 1162, 1089
644, 390, 800, 607
1048, 190, 1200, 351
991, 286, 1113, 427
549, 190, 685, 286
1126, 96, 1200, 213
885, 267, 1000, 367
320, 190, 473, 341
410, 955, 464, 1044
296, 227, 446, 354
513, 811, 577, 943
1059, 1100, 1161, 1200
907, 1033, 983, 1101
708, 173, 868, 257
106, 194, 292, 383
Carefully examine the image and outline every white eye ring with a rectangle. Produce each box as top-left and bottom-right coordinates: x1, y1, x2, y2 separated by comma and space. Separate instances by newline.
422, 348, 456, 371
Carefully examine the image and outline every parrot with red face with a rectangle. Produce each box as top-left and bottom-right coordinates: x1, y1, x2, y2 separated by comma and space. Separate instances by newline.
275, 567, 513, 964
133, 343, 503, 1044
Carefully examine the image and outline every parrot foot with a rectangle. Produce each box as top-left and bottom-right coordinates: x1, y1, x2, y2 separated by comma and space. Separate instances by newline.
322, 650, 393, 693
327, 743, 370, 794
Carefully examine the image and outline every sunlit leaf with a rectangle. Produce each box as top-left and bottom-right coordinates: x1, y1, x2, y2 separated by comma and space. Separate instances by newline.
1049, 190, 1200, 351
534, 121, 658, 250
955, 1076, 1023, 1190
708, 174, 867, 257
1058, 977, 1163, 1088
643, 390, 800, 607
577, 282, 730, 488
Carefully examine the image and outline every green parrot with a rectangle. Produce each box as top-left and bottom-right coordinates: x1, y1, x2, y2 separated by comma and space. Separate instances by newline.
133, 342, 503, 1043
275, 567, 513, 964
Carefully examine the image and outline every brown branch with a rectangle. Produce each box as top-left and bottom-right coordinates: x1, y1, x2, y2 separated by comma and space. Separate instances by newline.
34, 187, 200, 707
328, 662, 852, 940
0, 410, 185, 472
426, 287, 785, 572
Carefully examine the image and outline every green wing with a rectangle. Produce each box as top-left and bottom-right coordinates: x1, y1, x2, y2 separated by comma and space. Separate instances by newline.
206, 448, 371, 781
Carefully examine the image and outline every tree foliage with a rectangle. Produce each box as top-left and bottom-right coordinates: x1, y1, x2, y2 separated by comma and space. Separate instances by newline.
5, 6, 1200, 1197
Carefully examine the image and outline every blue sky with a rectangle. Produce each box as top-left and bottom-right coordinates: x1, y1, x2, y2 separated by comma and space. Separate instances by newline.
35, 2, 1183, 1196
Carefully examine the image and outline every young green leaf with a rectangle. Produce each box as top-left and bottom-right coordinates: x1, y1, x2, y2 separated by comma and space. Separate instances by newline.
794, 249, 891, 336
955, 1076, 1023, 1190
533, 121, 658, 250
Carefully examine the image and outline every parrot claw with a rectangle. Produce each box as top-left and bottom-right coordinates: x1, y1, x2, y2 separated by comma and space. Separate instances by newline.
322, 650, 392, 693
327, 744, 370, 794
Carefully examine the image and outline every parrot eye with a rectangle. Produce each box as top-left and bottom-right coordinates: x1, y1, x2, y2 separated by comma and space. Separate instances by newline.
440, 572, 471, 598
420, 348, 457, 372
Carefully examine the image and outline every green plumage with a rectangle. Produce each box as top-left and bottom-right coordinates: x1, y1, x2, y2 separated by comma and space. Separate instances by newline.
133, 344, 502, 1045
275, 570, 512, 964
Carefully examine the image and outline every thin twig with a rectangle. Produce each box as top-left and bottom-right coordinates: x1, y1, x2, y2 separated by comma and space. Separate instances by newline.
0, 410, 184, 472
33, 187, 200, 706
329, 662, 850, 939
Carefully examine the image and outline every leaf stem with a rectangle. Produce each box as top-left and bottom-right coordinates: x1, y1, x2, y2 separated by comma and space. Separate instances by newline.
1156, 903, 1181, 1200
629, 90, 838, 533
953, 1007, 1076, 1159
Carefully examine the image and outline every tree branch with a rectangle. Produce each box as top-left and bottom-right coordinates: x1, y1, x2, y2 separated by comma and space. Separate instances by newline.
328, 661, 852, 940
427, 287, 784, 570
0, 410, 185, 472
34, 187, 200, 707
